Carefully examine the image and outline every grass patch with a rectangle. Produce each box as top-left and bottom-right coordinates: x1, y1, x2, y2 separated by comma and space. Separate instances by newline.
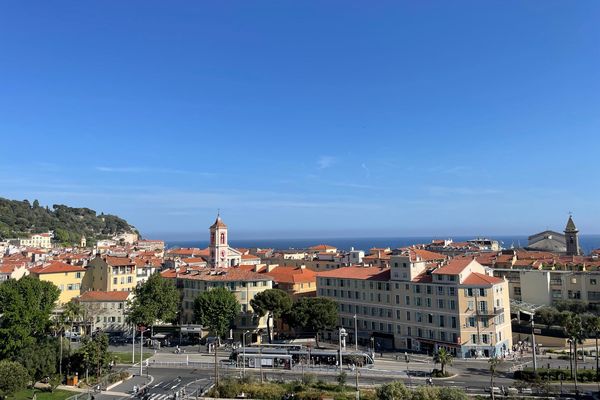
8, 389, 76, 400
110, 351, 153, 364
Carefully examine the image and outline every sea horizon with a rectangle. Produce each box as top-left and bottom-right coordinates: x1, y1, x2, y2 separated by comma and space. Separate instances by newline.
164, 234, 600, 255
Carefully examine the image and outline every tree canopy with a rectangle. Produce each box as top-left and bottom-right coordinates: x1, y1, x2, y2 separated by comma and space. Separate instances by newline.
250, 289, 292, 343
0, 196, 137, 245
193, 287, 240, 339
127, 273, 180, 327
0, 276, 60, 358
288, 297, 338, 336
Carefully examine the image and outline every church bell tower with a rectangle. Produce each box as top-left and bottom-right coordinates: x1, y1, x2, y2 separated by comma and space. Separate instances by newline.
564, 215, 580, 256
209, 213, 229, 269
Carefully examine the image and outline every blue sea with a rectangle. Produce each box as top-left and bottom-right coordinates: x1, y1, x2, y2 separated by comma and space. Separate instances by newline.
166, 234, 600, 254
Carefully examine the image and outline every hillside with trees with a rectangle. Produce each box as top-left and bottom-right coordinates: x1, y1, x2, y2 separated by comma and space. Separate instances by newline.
0, 197, 138, 246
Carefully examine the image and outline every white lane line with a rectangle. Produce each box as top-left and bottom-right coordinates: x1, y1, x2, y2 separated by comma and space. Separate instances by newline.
152, 381, 163, 388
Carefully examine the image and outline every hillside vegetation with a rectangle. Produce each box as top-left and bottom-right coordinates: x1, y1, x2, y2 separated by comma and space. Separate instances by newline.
0, 197, 137, 245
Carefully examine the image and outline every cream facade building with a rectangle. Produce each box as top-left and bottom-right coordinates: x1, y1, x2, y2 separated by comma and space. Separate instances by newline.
317, 257, 512, 358
10, 233, 53, 249
162, 266, 273, 341
77, 291, 132, 333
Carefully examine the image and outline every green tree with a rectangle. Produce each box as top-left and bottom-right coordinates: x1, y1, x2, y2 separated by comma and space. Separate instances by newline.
0, 360, 30, 398
14, 337, 59, 381
288, 297, 338, 345
193, 287, 240, 340
584, 314, 600, 382
488, 356, 502, 400
433, 348, 453, 376
375, 381, 410, 400
250, 289, 292, 343
127, 273, 180, 332
79, 333, 110, 378
565, 313, 585, 391
0, 277, 60, 358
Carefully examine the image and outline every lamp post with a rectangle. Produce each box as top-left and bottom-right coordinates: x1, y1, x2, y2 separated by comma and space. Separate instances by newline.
353, 315, 358, 351
242, 330, 250, 379
370, 337, 375, 360
338, 327, 347, 370
139, 325, 148, 376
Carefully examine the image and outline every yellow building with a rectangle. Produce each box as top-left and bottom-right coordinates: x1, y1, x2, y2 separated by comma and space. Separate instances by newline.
30, 261, 85, 304
85, 256, 137, 292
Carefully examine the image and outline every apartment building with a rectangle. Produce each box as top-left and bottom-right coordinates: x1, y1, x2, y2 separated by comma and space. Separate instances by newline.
9, 232, 53, 249
161, 266, 273, 341
492, 268, 600, 306
85, 256, 137, 292
317, 257, 512, 358
77, 290, 132, 333
30, 261, 85, 304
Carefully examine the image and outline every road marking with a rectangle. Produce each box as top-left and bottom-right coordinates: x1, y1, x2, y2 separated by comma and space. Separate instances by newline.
170, 383, 181, 390
152, 381, 163, 388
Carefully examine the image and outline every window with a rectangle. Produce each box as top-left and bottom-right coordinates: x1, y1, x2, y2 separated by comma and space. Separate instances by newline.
405, 296, 410, 305
437, 299, 444, 309
448, 287, 455, 296
395, 295, 400, 304
439, 315, 445, 327
76, 272, 81, 279
426, 298, 431, 308
437, 286, 444, 295
406, 311, 411, 321
482, 334, 489, 344
591, 279, 598, 285
426, 286, 432, 295
416, 312, 422, 323
479, 288, 486, 296
471, 334, 478, 344
465, 288, 473, 297
451, 316, 457, 329
416, 297, 422, 306
113, 277, 117, 285
449, 299, 456, 310
428, 314, 433, 324
482, 318, 489, 328
468, 317, 476, 327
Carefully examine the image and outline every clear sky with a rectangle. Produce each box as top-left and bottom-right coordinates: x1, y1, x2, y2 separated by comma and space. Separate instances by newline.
1, 1, 599, 240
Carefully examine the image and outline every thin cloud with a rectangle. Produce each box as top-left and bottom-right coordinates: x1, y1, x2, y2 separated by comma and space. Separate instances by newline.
95, 166, 214, 176
426, 186, 502, 196
317, 156, 336, 169
361, 163, 371, 178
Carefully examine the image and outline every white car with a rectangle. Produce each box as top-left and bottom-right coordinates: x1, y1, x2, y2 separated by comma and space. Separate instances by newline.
64, 331, 80, 340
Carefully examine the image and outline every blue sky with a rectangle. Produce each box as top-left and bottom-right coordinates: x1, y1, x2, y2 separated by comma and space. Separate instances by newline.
1, 1, 599, 239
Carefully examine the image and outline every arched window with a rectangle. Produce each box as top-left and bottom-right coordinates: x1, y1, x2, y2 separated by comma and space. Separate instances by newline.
220, 233, 225, 244
211, 233, 215, 244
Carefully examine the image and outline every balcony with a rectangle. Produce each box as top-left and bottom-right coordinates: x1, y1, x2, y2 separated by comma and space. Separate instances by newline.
477, 307, 504, 316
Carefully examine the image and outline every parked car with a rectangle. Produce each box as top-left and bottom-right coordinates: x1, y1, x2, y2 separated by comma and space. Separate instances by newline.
64, 331, 80, 340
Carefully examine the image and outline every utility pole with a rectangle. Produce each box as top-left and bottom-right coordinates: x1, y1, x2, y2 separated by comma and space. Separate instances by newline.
132, 326, 135, 364
214, 341, 219, 386
354, 314, 358, 351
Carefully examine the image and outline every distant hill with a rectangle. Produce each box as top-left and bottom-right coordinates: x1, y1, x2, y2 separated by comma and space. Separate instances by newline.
0, 197, 138, 246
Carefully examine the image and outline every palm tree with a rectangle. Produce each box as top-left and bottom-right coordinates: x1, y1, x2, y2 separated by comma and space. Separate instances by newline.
50, 313, 69, 379
63, 301, 83, 355
565, 313, 585, 392
433, 347, 453, 376
489, 356, 502, 400
584, 315, 600, 384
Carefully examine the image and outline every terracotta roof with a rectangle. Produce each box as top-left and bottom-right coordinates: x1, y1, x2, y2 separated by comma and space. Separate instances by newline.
167, 248, 210, 257
317, 266, 390, 281
242, 254, 260, 260
462, 272, 504, 286
161, 267, 271, 282
309, 244, 336, 250
432, 258, 474, 275
182, 257, 208, 264
30, 261, 85, 274
409, 248, 446, 262
105, 256, 135, 267
264, 266, 316, 284
79, 291, 131, 302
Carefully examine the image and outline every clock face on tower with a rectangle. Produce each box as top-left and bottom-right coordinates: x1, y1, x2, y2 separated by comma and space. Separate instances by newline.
220, 250, 226, 259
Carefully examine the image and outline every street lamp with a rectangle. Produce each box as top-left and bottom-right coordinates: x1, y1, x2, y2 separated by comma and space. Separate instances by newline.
353, 315, 358, 351
338, 327, 347, 370
242, 330, 251, 379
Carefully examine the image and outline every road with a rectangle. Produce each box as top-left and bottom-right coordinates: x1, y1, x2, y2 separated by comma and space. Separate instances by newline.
93, 349, 599, 400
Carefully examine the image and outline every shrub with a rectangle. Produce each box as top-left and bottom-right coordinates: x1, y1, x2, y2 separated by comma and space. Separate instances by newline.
438, 387, 468, 400
302, 373, 317, 386
0, 360, 30, 398
376, 381, 410, 400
